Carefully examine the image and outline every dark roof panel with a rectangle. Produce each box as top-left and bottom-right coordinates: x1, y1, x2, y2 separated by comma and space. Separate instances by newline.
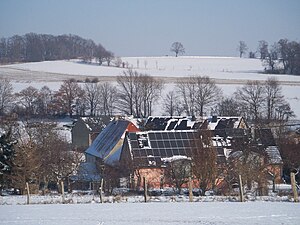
85, 120, 130, 164
126, 130, 219, 167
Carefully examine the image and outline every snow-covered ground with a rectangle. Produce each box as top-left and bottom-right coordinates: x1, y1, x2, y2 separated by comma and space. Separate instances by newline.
1, 56, 300, 118
0, 201, 299, 225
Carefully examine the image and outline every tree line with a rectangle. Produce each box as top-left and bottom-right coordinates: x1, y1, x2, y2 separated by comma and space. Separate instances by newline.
0, 71, 294, 127
0, 33, 114, 64
238, 39, 300, 75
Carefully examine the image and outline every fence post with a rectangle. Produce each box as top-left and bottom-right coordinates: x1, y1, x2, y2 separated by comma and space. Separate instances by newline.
188, 177, 193, 202
238, 175, 244, 202
143, 177, 148, 203
25, 182, 30, 205
99, 178, 104, 203
61, 181, 65, 204
290, 172, 299, 202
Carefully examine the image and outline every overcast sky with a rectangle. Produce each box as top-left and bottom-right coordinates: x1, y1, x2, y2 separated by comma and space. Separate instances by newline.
1, 0, 299, 57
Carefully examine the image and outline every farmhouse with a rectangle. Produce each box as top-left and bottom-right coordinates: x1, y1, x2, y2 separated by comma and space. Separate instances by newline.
78, 116, 283, 192
118, 116, 282, 190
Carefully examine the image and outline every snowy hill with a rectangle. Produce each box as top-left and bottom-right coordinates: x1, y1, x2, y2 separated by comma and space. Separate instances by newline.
2, 56, 300, 83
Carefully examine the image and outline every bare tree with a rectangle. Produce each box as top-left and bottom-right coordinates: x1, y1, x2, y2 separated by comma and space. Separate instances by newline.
177, 76, 222, 117
191, 130, 217, 195
163, 91, 183, 116
139, 74, 163, 117
36, 86, 52, 116
0, 79, 13, 115
164, 158, 191, 193
262, 43, 278, 73
95, 44, 107, 65
117, 69, 139, 116
170, 42, 185, 57
257, 40, 269, 60
10, 140, 41, 194
56, 80, 84, 117
194, 76, 222, 117
217, 97, 242, 116
99, 82, 118, 116
234, 81, 265, 124
117, 69, 162, 117
104, 51, 114, 66
84, 82, 101, 116
227, 138, 268, 195
264, 77, 285, 122
176, 78, 197, 116
15, 86, 39, 116
237, 41, 248, 58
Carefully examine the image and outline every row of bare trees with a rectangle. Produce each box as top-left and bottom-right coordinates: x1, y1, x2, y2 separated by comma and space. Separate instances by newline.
117, 69, 163, 118
0, 33, 113, 64
0, 72, 294, 125
164, 76, 293, 126
0, 70, 163, 118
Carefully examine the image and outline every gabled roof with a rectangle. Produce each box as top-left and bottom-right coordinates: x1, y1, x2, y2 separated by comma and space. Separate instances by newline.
85, 120, 134, 165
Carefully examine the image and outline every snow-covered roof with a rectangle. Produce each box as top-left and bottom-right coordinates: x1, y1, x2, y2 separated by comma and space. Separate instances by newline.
145, 116, 245, 132
161, 155, 191, 163
208, 117, 244, 130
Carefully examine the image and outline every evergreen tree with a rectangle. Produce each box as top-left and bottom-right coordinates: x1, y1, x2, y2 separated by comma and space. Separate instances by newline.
0, 130, 17, 189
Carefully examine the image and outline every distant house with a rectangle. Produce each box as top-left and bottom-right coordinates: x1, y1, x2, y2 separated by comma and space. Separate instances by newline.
71, 116, 111, 149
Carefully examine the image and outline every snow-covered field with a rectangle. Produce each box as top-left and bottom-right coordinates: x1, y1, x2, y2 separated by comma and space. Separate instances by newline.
0, 201, 299, 225
1, 56, 300, 118
2, 56, 300, 83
